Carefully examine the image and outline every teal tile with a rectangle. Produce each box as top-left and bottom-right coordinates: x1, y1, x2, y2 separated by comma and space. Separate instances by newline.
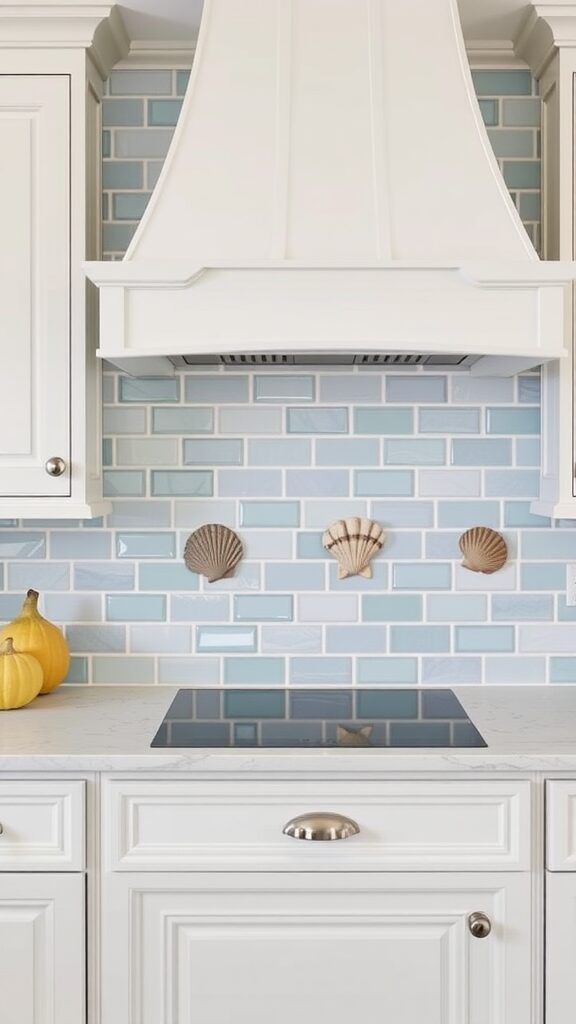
224, 658, 285, 685
418, 408, 480, 434
185, 375, 249, 403
316, 439, 379, 465
74, 562, 134, 590
354, 470, 414, 496
319, 376, 381, 402
551, 658, 576, 683
106, 594, 166, 621
170, 594, 230, 622
240, 501, 300, 527
502, 160, 540, 188
357, 657, 418, 684
486, 407, 540, 434
455, 626, 515, 652
390, 626, 450, 652
254, 375, 315, 402
148, 99, 183, 126
139, 563, 199, 591
427, 595, 487, 621
502, 97, 541, 126
197, 625, 256, 653
176, 70, 191, 95
478, 98, 498, 125
0, 532, 45, 558
325, 625, 386, 653
486, 128, 535, 157
392, 563, 451, 590
62, 657, 88, 685
504, 502, 550, 528
521, 563, 565, 590
92, 656, 155, 684
158, 656, 220, 684
286, 469, 348, 496
248, 439, 311, 465
386, 376, 447, 402
103, 471, 145, 497
357, 690, 418, 718
152, 407, 213, 433
522, 532, 576, 558
472, 70, 532, 96
51, 531, 110, 559
234, 595, 293, 621
384, 439, 445, 465
102, 161, 143, 189
492, 594, 553, 620
112, 193, 151, 220
353, 407, 413, 434
224, 689, 285, 717
451, 439, 512, 465
120, 377, 179, 402
151, 471, 213, 496
102, 98, 143, 126
362, 595, 422, 621
114, 129, 174, 159
116, 532, 176, 558
437, 501, 500, 528
110, 70, 173, 95
287, 407, 348, 433
102, 223, 137, 253
290, 657, 352, 684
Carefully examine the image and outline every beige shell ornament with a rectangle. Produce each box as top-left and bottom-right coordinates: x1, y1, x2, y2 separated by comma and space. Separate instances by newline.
184, 524, 243, 583
322, 517, 385, 579
459, 526, 508, 575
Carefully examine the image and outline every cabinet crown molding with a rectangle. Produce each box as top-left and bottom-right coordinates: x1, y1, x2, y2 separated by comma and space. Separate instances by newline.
516, 5, 576, 77
0, 4, 129, 77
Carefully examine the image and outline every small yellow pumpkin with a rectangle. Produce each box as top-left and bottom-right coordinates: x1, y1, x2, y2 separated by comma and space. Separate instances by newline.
0, 589, 70, 694
0, 637, 43, 709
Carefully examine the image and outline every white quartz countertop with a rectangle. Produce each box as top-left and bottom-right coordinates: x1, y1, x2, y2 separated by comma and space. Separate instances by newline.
2, 685, 576, 773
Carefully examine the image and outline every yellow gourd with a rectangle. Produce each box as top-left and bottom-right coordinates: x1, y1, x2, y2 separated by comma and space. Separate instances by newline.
0, 637, 43, 709
0, 589, 70, 694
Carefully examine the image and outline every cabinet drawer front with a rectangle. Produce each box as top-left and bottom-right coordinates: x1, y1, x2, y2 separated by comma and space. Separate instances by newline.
0, 781, 84, 870
104, 779, 530, 872
546, 780, 576, 870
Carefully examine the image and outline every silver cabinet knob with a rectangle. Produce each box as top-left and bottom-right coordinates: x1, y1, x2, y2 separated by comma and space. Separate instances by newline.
45, 457, 67, 477
283, 812, 360, 841
468, 912, 492, 938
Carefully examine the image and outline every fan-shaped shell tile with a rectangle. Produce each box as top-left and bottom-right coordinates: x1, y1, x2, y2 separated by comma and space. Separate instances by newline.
322, 517, 385, 579
458, 526, 507, 575
184, 524, 243, 583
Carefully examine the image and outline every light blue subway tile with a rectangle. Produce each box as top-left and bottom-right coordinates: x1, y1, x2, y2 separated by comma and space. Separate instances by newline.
472, 69, 532, 95
353, 407, 413, 434
103, 407, 147, 434
130, 625, 191, 654
551, 658, 576, 683
372, 500, 434, 527
419, 469, 481, 497
158, 656, 220, 685
42, 594, 100, 622
243, 531, 293, 559
102, 98, 143, 126
148, 98, 183, 126
422, 656, 482, 684
392, 563, 451, 590
0, 595, 26, 618
219, 470, 282, 497
519, 625, 576, 652
390, 626, 450, 653
107, 500, 172, 528
74, 562, 134, 591
92, 656, 154, 684
196, 625, 257, 653
502, 97, 541, 125
183, 440, 241, 464
110, 69, 173, 95
102, 160, 143, 189
240, 501, 300, 527
219, 408, 282, 433
106, 594, 166, 621
298, 593, 358, 622
224, 657, 285, 685
102, 438, 113, 467
557, 597, 576, 622
517, 439, 540, 470
319, 375, 381, 402
384, 439, 445, 465
113, 193, 151, 220
0, 532, 45, 558
328, 561, 389, 590
486, 407, 540, 434
418, 407, 480, 433
116, 438, 178, 465
427, 594, 487, 621
304, 500, 368, 528
119, 376, 180, 403
296, 532, 333, 559
116, 532, 176, 559
316, 439, 379, 466
437, 502, 500, 528
175, 500, 237, 529
103, 471, 145, 497
518, 375, 541, 403
152, 407, 213, 434
139, 563, 199, 591
355, 470, 414, 496
521, 563, 566, 589
522, 531, 576, 558
492, 594, 554, 620
254, 375, 315, 402
451, 439, 512, 465
357, 657, 418, 684
176, 70, 191, 95
103, 224, 137, 255
386, 376, 447, 403
325, 625, 386, 653
114, 129, 174, 159
8, 562, 69, 590
62, 657, 88, 685
485, 656, 546, 683
287, 407, 348, 433
503, 160, 540, 188
266, 563, 325, 590
67, 624, 125, 652
102, 130, 110, 158
478, 98, 498, 125
519, 193, 541, 222
362, 594, 422, 621
185, 374, 249, 403
455, 625, 515, 652
261, 625, 322, 653
452, 376, 515, 403
504, 502, 550, 528
485, 470, 539, 497
195, 563, 260, 593
290, 657, 352, 685
170, 594, 230, 622
151, 471, 213, 497
286, 469, 349, 497
425, 532, 460, 558
51, 531, 111, 559
487, 127, 535, 157
234, 595, 293, 621
248, 439, 311, 466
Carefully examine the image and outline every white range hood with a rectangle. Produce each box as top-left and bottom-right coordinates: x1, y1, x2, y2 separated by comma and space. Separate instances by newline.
85, 0, 576, 374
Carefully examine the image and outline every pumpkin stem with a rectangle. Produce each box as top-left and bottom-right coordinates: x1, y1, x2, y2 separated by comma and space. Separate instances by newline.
0, 637, 15, 655
22, 589, 39, 614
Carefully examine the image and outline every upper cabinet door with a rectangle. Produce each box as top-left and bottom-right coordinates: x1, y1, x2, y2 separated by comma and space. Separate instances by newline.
0, 75, 69, 497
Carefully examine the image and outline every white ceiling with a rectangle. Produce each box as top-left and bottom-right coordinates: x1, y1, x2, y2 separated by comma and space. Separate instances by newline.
117, 0, 532, 45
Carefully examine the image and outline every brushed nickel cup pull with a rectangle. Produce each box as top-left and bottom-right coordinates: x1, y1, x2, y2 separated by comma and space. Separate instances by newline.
45, 457, 66, 477
468, 912, 492, 939
282, 812, 360, 841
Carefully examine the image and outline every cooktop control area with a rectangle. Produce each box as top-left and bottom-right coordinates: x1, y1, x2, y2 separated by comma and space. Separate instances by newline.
151, 688, 486, 748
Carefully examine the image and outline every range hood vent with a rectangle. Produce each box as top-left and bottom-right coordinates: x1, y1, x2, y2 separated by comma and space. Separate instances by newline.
174, 352, 476, 368
85, 0, 576, 374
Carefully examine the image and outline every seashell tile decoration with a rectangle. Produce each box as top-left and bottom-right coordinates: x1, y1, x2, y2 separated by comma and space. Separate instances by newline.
184, 524, 243, 583
322, 517, 385, 579
458, 526, 508, 575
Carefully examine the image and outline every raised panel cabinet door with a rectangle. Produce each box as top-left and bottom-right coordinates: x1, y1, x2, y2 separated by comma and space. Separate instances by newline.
546, 873, 576, 1023
0, 873, 85, 1024
101, 872, 532, 1024
0, 75, 70, 496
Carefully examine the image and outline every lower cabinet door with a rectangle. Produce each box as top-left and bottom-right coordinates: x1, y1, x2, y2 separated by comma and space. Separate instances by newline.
546, 872, 576, 1023
102, 872, 531, 1024
0, 873, 85, 1024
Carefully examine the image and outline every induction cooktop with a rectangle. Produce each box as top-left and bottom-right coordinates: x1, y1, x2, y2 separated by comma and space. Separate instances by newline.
151, 688, 486, 748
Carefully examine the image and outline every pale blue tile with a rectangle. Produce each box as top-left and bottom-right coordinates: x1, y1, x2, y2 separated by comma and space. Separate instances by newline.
148, 98, 183, 125
196, 564, 260, 592
254, 375, 314, 402
427, 594, 487, 621
224, 658, 285, 685
485, 470, 539, 497
304, 500, 368, 528
102, 374, 115, 402
522, 532, 576, 558
219, 470, 282, 497
328, 561, 389, 590
455, 625, 515, 652
102, 130, 110, 158
298, 594, 358, 622
266, 563, 325, 590
176, 70, 191, 95
290, 657, 351, 684
521, 563, 565, 589
504, 502, 550, 528
131, 625, 191, 654
67, 624, 125, 652
158, 656, 220, 684
152, 407, 213, 434
557, 597, 576, 621
316, 439, 379, 465
357, 657, 417, 684
196, 625, 256, 653
519, 193, 541, 221
185, 375, 249, 403
74, 562, 134, 591
419, 470, 481, 497
41, 595, 101, 621
384, 439, 445, 465
139, 563, 199, 591
119, 376, 179, 402
92, 656, 154, 684
502, 97, 540, 125
102, 98, 143, 126
362, 594, 422, 621
0, 595, 26, 618
492, 594, 553, 620
551, 658, 576, 683
51, 531, 111, 559
116, 438, 178, 465
106, 594, 166, 621
487, 127, 535, 157
8, 562, 69, 590
425, 532, 461, 557
262, 625, 322, 653
170, 593, 230, 622
353, 407, 413, 434
451, 439, 512, 465
485, 656, 546, 683
151, 471, 213, 496
103, 224, 136, 253
116, 532, 176, 558
248, 439, 311, 465
0, 532, 45, 558
390, 626, 450, 652
437, 501, 500, 527
113, 193, 151, 220
234, 595, 293, 621
243, 531, 293, 559
114, 129, 173, 159
486, 407, 540, 434
422, 656, 482, 684
103, 471, 145, 497
326, 625, 386, 653
319, 376, 381, 402
107, 500, 172, 528
287, 408, 348, 433
419, 407, 480, 433
355, 470, 414, 496
377, 532, 422, 558
386, 376, 447, 402
518, 375, 541, 403
183, 440, 241, 464
503, 160, 540, 188
103, 407, 147, 434
102, 160, 143, 189
286, 469, 349, 496
102, 438, 113, 466
175, 500, 237, 529
472, 70, 532, 95
372, 500, 434, 527
62, 658, 88, 685
478, 98, 498, 125
296, 532, 334, 559
392, 563, 451, 590
240, 501, 300, 527
110, 70, 173, 95
451, 377, 514, 403
219, 408, 282, 433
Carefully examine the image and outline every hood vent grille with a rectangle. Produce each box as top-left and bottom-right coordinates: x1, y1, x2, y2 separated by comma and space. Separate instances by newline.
174, 352, 477, 368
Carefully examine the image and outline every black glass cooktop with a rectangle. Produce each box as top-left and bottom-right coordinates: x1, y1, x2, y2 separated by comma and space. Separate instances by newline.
151, 688, 486, 748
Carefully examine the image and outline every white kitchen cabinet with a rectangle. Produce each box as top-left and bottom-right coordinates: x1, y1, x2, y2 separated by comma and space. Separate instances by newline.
546, 873, 576, 1024
0, 872, 85, 1024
